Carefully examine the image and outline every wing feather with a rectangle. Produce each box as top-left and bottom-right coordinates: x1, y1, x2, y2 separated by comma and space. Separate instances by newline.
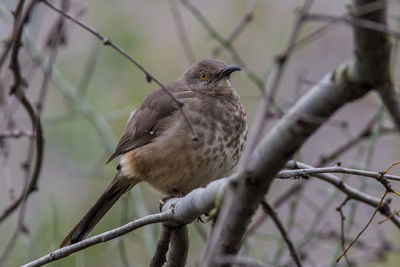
106, 83, 192, 163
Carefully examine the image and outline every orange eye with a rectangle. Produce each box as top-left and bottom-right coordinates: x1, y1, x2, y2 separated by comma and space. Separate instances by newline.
200, 73, 207, 80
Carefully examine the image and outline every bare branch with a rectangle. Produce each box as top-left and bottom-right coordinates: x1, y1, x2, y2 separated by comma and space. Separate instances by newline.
337, 191, 389, 263
285, 161, 400, 227
166, 225, 189, 267
215, 255, 269, 267
278, 164, 400, 182
0, 130, 33, 139
318, 113, 379, 166
168, 0, 196, 65
245, 182, 304, 239
211, 0, 259, 58
306, 13, 400, 39
261, 201, 302, 267
241, 0, 313, 169
200, 0, 394, 265
22, 211, 177, 267
179, 0, 265, 91
336, 198, 353, 267
150, 225, 172, 267
41, 0, 199, 141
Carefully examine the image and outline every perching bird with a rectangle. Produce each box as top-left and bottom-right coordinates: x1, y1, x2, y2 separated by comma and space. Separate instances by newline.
60, 59, 247, 247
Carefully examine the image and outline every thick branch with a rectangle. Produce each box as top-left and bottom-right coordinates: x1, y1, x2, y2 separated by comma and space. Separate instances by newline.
22, 161, 400, 266
201, 0, 393, 265
166, 225, 189, 267
149, 225, 172, 267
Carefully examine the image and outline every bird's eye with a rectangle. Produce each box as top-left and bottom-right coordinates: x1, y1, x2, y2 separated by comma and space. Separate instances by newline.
200, 73, 207, 80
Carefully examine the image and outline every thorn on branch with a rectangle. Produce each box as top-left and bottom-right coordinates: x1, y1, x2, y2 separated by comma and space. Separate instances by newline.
102, 37, 110, 46
275, 54, 287, 65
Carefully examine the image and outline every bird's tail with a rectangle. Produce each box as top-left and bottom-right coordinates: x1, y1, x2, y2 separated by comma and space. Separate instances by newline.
60, 173, 138, 247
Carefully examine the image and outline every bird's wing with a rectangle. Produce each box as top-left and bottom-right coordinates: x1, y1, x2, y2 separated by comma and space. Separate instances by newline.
106, 83, 190, 163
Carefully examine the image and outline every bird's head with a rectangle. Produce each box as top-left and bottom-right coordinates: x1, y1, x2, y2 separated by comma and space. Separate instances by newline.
180, 59, 241, 95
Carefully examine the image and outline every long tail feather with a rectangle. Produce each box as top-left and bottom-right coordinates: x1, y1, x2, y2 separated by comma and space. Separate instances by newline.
60, 174, 137, 247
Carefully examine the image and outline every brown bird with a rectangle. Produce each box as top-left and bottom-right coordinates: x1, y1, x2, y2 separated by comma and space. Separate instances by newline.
60, 59, 247, 247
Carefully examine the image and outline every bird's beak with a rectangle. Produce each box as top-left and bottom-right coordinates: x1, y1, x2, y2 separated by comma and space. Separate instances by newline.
216, 65, 241, 81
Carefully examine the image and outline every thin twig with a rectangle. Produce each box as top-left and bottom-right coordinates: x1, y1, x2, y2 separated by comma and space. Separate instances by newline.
285, 161, 400, 228
41, 0, 199, 141
278, 164, 400, 182
9, 0, 38, 95
168, 0, 196, 65
306, 13, 400, 39
336, 198, 352, 267
211, 0, 259, 58
0, 95, 44, 265
336, 190, 389, 263
21, 211, 177, 267
215, 255, 269, 267
0, 0, 26, 71
77, 40, 100, 97
288, 0, 393, 54
179, 0, 265, 91
261, 201, 302, 267
245, 182, 304, 238
241, 0, 314, 168
318, 128, 397, 165
379, 209, 400, 224
0, 130, 33, 139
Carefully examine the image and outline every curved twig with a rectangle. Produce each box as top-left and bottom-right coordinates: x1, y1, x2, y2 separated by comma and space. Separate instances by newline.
41, 0, 199, 140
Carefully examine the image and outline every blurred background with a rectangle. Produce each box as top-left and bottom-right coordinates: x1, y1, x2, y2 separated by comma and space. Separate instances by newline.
1, 0, 400, 266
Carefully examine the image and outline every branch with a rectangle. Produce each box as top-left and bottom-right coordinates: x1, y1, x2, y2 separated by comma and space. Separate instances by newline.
0, 0, 43, 225
23, 173, 236, 266
41, 0, 199, 141
317, 113, 384, 166
308, 1, 400, 129
278, 164, 400, 182
22, 211, 177, 267
336, 198, 353, 266
200, 0, 394, 265
245, 182, 304, 238
166, 225, 189, 267
215, 255, 269, 267
241, 0, 313, 170
337, 190, 389, 263
168, 0, 196, 65
0, 130, 33, 139
149, 225, 172, 267
22, 158, 400, 266
0, 0, 25, 70
285, 161, 400, 228
211, 0, 258, 58
179, 0, 265, 91
261, 201, 302, 267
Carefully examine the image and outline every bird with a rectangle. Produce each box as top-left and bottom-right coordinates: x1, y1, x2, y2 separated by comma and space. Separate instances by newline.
60, 58, 247, 247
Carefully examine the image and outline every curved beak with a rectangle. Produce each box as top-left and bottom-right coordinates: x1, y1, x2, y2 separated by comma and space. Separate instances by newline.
216, 65, 241, 81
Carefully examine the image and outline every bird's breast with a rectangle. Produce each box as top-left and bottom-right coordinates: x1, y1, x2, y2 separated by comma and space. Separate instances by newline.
125, 94, 247, 195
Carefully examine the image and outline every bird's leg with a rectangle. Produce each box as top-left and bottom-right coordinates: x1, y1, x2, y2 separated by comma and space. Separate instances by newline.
159, 190, 185, 212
